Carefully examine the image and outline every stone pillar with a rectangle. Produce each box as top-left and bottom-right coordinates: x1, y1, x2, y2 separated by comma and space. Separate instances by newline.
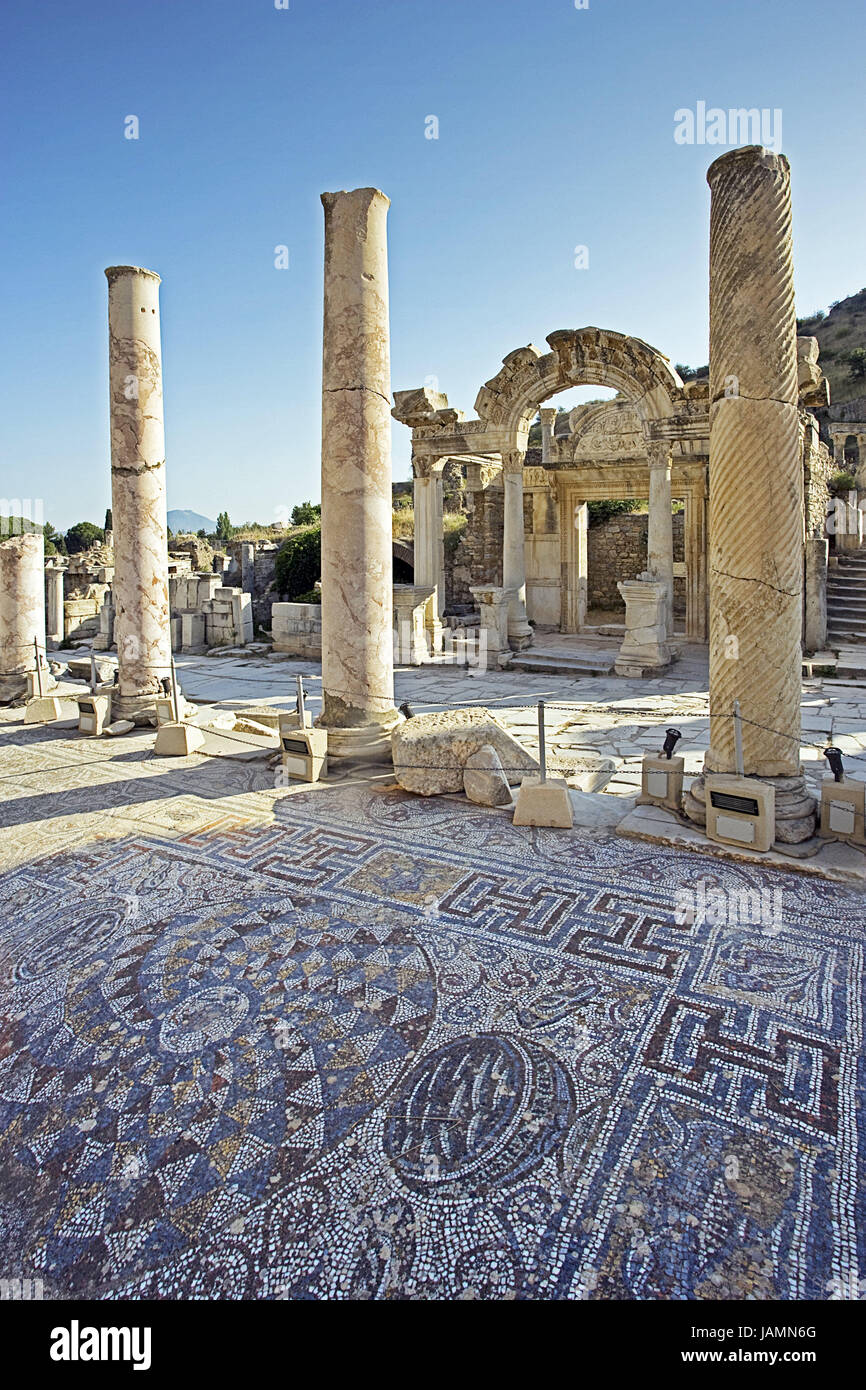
105, 266, 174, 722
240, 543, 255, 595
646, 441, 675, 637
0, 532, 45, 700
804, 536, 828, 652
857, 435, 866, 489
539, 408, 557, 465
316, 188, 401, 759
470, 584, 513, 666
685, 146, 815, 843
413, 467, 445, 620
614, 578, 671, 676
502, 450, 533, 649
46, 564, 65, 646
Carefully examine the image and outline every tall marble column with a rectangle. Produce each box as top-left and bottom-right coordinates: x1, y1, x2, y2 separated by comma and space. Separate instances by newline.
646, 441, 675, 637
317, 188, 401, 759
502, 450, 533, 649
46, 563, 65, 646
105, 266, 174, 722
539, 407, 557, 465
685, 146, 815, 842
0, 532, 45, 700
413, 466, 445, 618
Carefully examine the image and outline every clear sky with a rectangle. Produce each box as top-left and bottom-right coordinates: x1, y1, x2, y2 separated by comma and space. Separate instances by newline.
2, 0, 864, 531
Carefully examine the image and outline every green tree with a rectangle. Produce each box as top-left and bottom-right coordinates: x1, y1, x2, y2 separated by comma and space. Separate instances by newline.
104, 507, 113, 532
846, 347, 866, 380
215, 511, 234, 540
291, 501, 321, 526
197, 528, 207, 538
43, 521, 65, 555
65, 521, 104, 553
275, 525, 321, 600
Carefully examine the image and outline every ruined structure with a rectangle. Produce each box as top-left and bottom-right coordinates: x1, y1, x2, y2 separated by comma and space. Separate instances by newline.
316, 188, 401, 758
393, 332, 832, 661
0, 531, 45, 700
104, 266, 174, 720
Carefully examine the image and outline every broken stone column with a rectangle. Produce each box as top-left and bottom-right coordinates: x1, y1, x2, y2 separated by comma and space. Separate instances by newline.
316, 188, 401, 760
646, 442, 674, 637
46, 564, 65, 646
539, 408, 557, 465
502, 450, 533, 650
684, 146, 816, 842
105, 266, 174, 722
0, 532, 45, 700
614, 578, 671, 676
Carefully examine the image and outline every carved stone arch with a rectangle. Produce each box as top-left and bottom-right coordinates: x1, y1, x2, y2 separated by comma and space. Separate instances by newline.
473, 327, 686, 445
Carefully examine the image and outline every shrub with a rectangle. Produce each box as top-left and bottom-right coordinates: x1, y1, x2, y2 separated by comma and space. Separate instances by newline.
587, 499, 641, 527
291, 501, 321, 526
829, 471, 857, 497
275, 525, 321, 599
292, 589, 321, 605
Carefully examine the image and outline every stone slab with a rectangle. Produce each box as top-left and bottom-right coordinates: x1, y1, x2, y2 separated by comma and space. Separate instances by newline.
462, 745, 513, 807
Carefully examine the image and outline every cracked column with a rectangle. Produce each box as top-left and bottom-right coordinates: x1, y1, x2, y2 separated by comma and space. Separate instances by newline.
646, 441, 674, 637
316, 188, 401, 759
684, 146, 815, 842
502, 450, 533, 649
0, 531, 45, 700
105, 266, 174, 722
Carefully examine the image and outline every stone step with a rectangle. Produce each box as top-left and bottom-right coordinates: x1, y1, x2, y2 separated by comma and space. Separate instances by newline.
509, 650, 615, 677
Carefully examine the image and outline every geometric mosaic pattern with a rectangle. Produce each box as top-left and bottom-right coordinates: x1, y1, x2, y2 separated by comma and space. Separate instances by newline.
1, 776, 864, 1299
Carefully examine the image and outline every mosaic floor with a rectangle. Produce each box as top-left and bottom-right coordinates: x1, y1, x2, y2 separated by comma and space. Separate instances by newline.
0, 704, 865, 1300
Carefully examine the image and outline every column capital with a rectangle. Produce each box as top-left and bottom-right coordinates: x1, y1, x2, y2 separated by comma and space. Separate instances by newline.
646, 440, 672, 470
538, 407, 557, 425
502, 448, 526, 475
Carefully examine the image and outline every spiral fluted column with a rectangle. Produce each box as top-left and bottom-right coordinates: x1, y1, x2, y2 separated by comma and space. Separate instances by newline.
685, 146, 815, 842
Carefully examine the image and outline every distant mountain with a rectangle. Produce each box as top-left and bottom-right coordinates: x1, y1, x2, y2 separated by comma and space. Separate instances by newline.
167, 509, 216, 534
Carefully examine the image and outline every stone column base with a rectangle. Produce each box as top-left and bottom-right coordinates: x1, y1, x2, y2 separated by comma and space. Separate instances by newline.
507, 623, 534, 652
110, 690, 193, 727
316, 708, 403, 763
0, 673, 29, 703
683, 771, 817, 844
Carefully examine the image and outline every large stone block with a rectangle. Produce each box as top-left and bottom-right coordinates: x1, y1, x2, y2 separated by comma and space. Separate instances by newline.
392, 707, 538, 796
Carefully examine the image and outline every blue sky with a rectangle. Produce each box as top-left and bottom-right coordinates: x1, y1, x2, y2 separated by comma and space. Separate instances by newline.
2, 0, 864, 531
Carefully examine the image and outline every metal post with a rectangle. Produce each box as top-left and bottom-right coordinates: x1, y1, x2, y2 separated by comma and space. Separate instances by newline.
90, 651, 98, 694
296, 675, 306, 728
34, 637, 44, 699
538, 699, 547, 784
733, 699, 744, 778
170, 656, 180, 723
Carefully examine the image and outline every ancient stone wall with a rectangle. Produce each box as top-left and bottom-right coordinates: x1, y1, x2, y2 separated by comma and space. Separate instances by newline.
449, 482, 503, 609
587, 512, 686, 615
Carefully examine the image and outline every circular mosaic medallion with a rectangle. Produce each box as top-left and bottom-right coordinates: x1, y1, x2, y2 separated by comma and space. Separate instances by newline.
384, 1033, 575, 1195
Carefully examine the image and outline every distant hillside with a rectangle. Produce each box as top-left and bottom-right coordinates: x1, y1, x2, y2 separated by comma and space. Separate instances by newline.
798, 288, 866, 407
167, 509, 215, 534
